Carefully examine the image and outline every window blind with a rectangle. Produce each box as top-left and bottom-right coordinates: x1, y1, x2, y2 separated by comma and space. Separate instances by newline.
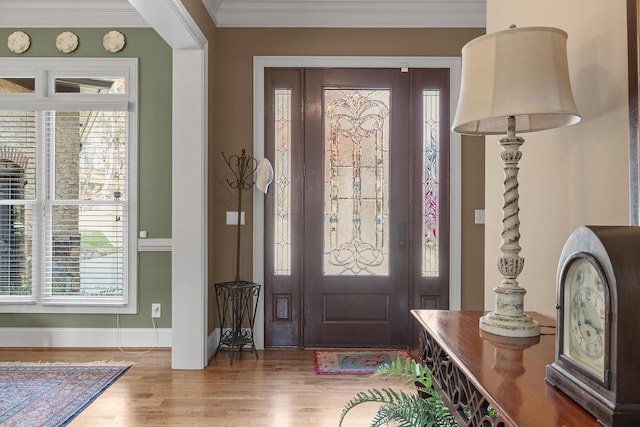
43, 110, 128, 302
0, 111, 36, 297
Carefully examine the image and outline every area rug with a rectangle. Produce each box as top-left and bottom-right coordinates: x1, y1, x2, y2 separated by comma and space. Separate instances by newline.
0, 361, 132, 427
313, 349, 413, 375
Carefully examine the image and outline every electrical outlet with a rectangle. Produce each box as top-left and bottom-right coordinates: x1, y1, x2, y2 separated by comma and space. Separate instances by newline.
151, 303, 161, 318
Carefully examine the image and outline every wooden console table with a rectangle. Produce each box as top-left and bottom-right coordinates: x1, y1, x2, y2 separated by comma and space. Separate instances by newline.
411, 310, 601, 427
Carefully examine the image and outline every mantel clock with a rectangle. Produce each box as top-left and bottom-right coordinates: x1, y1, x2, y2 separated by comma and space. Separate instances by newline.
546, 225, 640, 426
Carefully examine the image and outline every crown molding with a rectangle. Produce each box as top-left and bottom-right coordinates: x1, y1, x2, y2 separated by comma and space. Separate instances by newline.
0, 0, 149, 28
0, 0, 485, 30
204, 0, 486, 28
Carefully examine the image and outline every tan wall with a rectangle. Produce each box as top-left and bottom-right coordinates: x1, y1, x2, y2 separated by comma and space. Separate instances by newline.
211, 27, 487, 321
485, 0, 630, 317
180, 0, 217, 42
461, 136, 486, 309
173, 7, 489, 335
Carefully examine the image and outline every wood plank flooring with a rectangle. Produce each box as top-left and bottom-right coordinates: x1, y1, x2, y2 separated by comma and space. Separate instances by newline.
0, 348, 417, 427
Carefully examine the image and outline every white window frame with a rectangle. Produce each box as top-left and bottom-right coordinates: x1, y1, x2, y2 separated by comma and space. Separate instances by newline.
0, 58, 138, 314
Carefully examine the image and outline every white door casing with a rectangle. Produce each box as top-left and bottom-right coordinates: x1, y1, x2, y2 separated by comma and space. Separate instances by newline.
252, 56, 462, 349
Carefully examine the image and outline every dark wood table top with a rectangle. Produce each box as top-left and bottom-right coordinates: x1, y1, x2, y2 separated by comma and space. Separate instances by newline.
411, 310, 601, 427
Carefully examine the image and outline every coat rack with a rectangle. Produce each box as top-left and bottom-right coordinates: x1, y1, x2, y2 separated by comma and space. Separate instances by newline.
222, 148, 257, 281
214, 148, 261, 364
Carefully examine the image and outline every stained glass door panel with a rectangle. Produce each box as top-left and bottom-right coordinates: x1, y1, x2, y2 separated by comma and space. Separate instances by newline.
323, 89, 390, 276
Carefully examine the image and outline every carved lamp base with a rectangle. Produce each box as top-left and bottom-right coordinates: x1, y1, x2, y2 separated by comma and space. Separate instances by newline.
480, 310, 540, 338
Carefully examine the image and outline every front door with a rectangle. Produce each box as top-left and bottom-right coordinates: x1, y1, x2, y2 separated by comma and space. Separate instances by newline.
264, 67, 450, 348
303, 68, 410, 346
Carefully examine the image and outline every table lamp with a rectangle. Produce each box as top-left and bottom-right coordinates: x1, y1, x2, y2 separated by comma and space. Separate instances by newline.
453, 26, 581, 337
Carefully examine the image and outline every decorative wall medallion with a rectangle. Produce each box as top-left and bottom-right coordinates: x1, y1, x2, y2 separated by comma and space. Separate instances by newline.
103, 30, 125, 53
7, 31, 30, 54
55, 31, 78, 53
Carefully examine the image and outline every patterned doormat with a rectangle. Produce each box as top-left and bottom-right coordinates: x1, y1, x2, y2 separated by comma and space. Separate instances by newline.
313, 349, 413, 375
0, 361, 131, 427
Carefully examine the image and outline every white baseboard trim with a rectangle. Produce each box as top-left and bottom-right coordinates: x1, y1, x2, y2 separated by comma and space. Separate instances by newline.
0, 327, 172, 348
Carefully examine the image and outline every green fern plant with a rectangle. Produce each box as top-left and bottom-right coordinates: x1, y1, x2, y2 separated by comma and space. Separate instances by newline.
339, 356, 457, 427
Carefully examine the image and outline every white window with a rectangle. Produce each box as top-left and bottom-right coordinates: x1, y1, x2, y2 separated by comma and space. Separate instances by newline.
0, 58, 137, 313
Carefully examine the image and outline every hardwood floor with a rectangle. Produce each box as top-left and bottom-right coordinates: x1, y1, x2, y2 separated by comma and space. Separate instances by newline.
0, 348, 417, 427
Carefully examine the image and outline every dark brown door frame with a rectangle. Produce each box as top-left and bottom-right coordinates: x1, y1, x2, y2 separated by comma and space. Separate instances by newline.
254, 58, 461, 346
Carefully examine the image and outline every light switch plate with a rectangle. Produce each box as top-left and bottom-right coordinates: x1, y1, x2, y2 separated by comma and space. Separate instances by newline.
226, 211, 245, 225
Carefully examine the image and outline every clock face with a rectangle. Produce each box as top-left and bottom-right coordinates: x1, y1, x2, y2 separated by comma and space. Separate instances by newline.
562, 255, 607, 378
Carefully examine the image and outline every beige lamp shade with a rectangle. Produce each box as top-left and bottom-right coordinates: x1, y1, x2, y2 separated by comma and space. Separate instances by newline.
452, 26, 581, 135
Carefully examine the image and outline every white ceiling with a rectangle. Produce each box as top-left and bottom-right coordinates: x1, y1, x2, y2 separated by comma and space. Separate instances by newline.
0, 0, 485, 29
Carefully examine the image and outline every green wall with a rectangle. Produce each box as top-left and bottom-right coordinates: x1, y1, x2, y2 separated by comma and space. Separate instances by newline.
0, 28, 173, 328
